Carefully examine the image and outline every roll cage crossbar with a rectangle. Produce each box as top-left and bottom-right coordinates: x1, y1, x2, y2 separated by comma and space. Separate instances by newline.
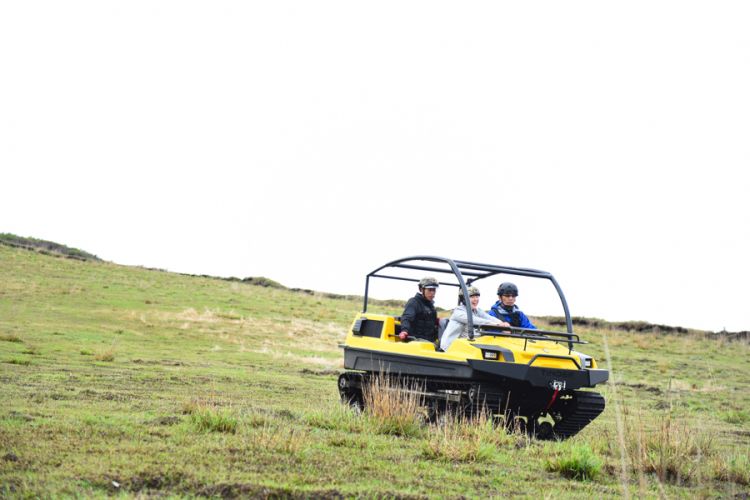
363, 256, 574, 348
477, 325, 585, 354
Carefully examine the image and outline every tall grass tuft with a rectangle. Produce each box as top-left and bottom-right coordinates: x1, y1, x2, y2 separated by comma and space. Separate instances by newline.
247, 424, 308, 454
712, 452, 749, 486
189, 406, 238, 433
602, 331, 631, 498
722, 410, 749, 425
362, 374, 426, 438
546, 443, 603, 480
623, 408, 715, 485
184, 398, 238, 433
93, 349, 115, 362
422, 409, 509, 463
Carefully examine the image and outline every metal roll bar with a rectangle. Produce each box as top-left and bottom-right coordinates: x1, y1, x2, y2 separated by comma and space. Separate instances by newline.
362, 256, 574, 348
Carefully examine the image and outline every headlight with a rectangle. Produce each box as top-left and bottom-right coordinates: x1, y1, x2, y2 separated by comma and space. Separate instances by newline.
573, 351, 593, 369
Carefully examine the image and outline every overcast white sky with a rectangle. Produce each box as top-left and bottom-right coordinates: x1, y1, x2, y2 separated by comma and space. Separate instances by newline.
2, 2, 748, 332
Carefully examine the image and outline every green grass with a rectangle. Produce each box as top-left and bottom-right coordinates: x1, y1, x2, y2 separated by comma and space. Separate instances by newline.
546, 443, 604, 480
188, 406, 239, 433
1, 244, 749, 498
4, 358, 31, 366
422, 413, 513, 463
723, 410, 750, 425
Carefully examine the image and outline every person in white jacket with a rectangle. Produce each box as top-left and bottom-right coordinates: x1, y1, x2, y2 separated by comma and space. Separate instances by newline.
440, 286, 510, 351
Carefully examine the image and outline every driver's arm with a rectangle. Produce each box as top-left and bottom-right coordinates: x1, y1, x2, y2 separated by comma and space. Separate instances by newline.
399, 299, 417, 340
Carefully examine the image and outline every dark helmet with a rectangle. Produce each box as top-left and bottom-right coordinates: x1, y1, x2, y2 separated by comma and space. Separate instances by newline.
458, 285, 480, 304
418, 277, 439, 290
497, 282, 519, 296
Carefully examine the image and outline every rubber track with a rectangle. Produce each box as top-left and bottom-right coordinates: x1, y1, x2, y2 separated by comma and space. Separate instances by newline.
552, 391, 605, 439
339, 373, 605, 440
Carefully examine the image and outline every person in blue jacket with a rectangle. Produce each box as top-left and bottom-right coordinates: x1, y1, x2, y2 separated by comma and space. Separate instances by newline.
488, 282, 537, 329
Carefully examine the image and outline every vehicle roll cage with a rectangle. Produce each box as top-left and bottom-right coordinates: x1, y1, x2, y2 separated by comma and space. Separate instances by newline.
363, 256, 575, 348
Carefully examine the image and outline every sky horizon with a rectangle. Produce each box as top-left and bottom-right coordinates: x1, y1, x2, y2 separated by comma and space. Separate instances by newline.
2, 2, 748, 333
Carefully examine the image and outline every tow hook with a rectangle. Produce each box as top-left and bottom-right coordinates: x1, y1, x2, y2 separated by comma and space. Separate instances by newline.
551, 380, 566, 390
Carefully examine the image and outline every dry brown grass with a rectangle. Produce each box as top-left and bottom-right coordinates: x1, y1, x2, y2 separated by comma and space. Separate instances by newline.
181, 394, 233, 414
165, 308, 229, 327
246, 424, 308, 454
622, 408, 716, 486
249, 344, 341, 368
0, 333, 23, 343
93, 348, 116, 362
710, 451, 750, 486
160, 308, 345, 370
362, 374, 427, 437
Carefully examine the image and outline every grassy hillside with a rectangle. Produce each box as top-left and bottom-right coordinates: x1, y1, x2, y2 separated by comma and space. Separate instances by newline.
1, 244, 748, 498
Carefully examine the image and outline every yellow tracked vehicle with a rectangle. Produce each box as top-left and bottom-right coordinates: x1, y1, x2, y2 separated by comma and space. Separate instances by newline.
339, 256, 608, 440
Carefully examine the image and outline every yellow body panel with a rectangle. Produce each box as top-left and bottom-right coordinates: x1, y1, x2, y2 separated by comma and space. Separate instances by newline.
345, 313, 598, 370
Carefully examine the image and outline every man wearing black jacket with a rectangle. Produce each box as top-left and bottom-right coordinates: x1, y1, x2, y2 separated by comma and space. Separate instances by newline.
399, 277, 439, 342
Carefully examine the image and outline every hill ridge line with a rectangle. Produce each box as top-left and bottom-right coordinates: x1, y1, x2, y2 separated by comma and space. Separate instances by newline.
2, 232, 746, 338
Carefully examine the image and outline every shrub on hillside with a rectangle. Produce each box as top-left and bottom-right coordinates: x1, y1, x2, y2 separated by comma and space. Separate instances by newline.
0, 233, 100, 261
240, 276, 285, 288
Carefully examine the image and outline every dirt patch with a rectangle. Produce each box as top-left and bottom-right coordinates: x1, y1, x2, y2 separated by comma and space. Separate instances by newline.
300, 368, 340, 377
95, 472, 190, 494
132, 358, 184, 366
654, 400, 672, 410
132, 359, 154, 364
150, 416, 181, 426
79, 389, 130, 401
272, 409, 296, 420
7, 411, 34, 422
621, 382, 662, 395
196, 483, 347, 499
